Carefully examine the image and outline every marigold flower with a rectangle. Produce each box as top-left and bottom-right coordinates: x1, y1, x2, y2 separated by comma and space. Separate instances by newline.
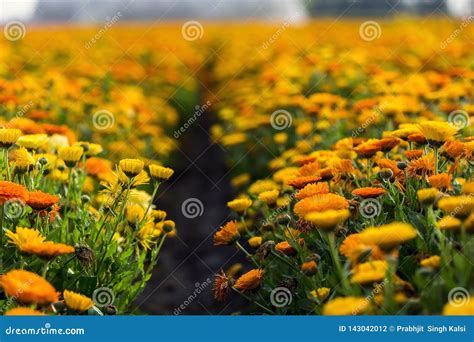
21, 242, 75, 259
305, 209, 350, 230
0, 270, 59, 304
119, 158, 144, 178
428, 173, 452, 190
0, 128, 22, 148
407, 156, 435, 178
214, 220, 239, 246
248, 179, 278, 194
4, 307, 45, 316
294, 193, 349, 217
417, 121, 458, 143
358, 222, 417, 249
58, 146, 84, 167
287, 175, 322, 189
350, 260, 388, 284
6, 227, 45, 250
436, 216, 462, 231
417, 188, 441, 206
9, 147, 35, 173
63, 290, 94, 311
420, 255, 440, 268
405, 149, 424, 160
234, 269, 263, 291
310, 287, 330, 302
148, 164, 174, 181
301, 260, 318, 275
0, 181, 28, 205
258, 189, 279, 205
275, 238, 304, 256
322, 296, 369, 315
17, 134, 48, 150
352, 187, 386, 198
295, 182, 329, 200
443, 297, 474, 315
126, 204, 146, 225
26, 190, 60, 210
438, 196, 474, 218
248, 236, 262, 248
213, 270, 232, 302
227, 198, 252, 212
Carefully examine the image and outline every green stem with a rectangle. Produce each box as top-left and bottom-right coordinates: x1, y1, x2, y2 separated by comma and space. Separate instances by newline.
326, 232, 351, 294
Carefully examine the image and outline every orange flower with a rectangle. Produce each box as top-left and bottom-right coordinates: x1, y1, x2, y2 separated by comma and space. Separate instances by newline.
442, 140, 467, 160
234, 269, 263, 291
354, 139, 383, 158
405, 150, 424, 160
378, 137, 400, 152
295, 182, 329, 200
287, 175, 322, 189
275, 238, 304, 256
294, 193, 348, 217
4, 307, 45, 316
22, 242, 75, 259
85, 157, 113, 179
213, 221, 239, 246
0, 181, 28, 205
407, 157, 435, 178
428, 173, 452, 190
299, 161, 320, 176
26, 191, 60, 210
0, 270, 59, 304
213, 270, 232, 302
352, 187, 386, 198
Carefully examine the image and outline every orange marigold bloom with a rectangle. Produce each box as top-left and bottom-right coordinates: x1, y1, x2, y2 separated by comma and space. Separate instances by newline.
0, 270, 59, 304
299, 161, 320, 176
22, 242, 75, 259
442, 140, 467, 160
213, 220, 239, 246
407, 133, 427, 144
85, 157, 113, 179
405, 150, 424, 160
428, 173, 452, 190
354, 139, 382, 158
213, 269, 232, 302
407, 157, 435, 178
0, 181, 28, 205
287, 175, 322, 189
352, 187, 386, 198
4, 307, 45, 316
275, 238, 304, 256
26, 191, 60, 210
295, 182, 329, 200
378, 138, 400, 152
294, 193, 349, 217
234, 269, 263, 291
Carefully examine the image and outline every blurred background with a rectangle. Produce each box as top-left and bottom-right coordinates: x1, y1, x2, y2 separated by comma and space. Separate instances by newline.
1, 0, 472, 315
1, 0, 473, 23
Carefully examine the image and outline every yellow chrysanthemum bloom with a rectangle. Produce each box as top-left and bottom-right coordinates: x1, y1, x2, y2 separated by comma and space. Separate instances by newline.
443, 297, 474, 315
63, 290, 94, 311
151, 209, 167, 222
310, 287, 330, 302
358, 222, 417, 249
248, 179, 278, 195
126, 204, 146, 225
10, 147, 36, 173
305, 209, 350, 230
417, 121, 458, 143
148, 164, 174, 181
258, 189, 279, 205
119, 158, 144, 177
436, 216, 462, 231
438, 196, 474, 218
420, 255, 440, 268
74, 142, 103, 156
322, 296, 369, 315
0, 128, 22, 148
6, 227, 45, 250
350, 260, 388, 284
58, 146, 84, 167
417, 188, 440, 206
248, 236, 262, 248
17, 134, 48, 150
227, 198, 252, 212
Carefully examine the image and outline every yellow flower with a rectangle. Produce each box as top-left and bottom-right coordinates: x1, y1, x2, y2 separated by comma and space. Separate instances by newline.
350, 261, 388, 284
17, 134, 48, 150
305, 209, 350, 230
417, 188, 440, 206
438, 196, 474, 218
126, 204, 146, 225
274, 132, 288, 144
230, 173, 250, 188
322, 296, 369, 315
417, 121, 458, 143
0, 128, 22, 148
248, 236, 262, 248
358, 222, 417, 249
420, 255, 440, 268
63, 290, 94, 311
443, 297, 474, 315
310, 287, 330, 302
227, 198, 252, 212
214, 221, 240, 246
119, 158, 144, 177
436, 216, 462, 231
10, 147, 35, 173
4, 307, 45, 316
58, 146, 84, 167
248, 179, 278, 195
221, 133, 247, 146
151, 209, 167, 222
74, 142, 103, 156
258, 189, 279, 205
6, 227, 46, 250
148, 164, 174, 181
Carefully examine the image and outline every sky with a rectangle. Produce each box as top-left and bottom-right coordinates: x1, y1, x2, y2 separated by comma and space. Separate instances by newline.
0, 0, 472, 22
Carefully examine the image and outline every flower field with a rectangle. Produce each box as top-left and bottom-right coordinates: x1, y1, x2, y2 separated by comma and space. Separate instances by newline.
0, 19, 473, 316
